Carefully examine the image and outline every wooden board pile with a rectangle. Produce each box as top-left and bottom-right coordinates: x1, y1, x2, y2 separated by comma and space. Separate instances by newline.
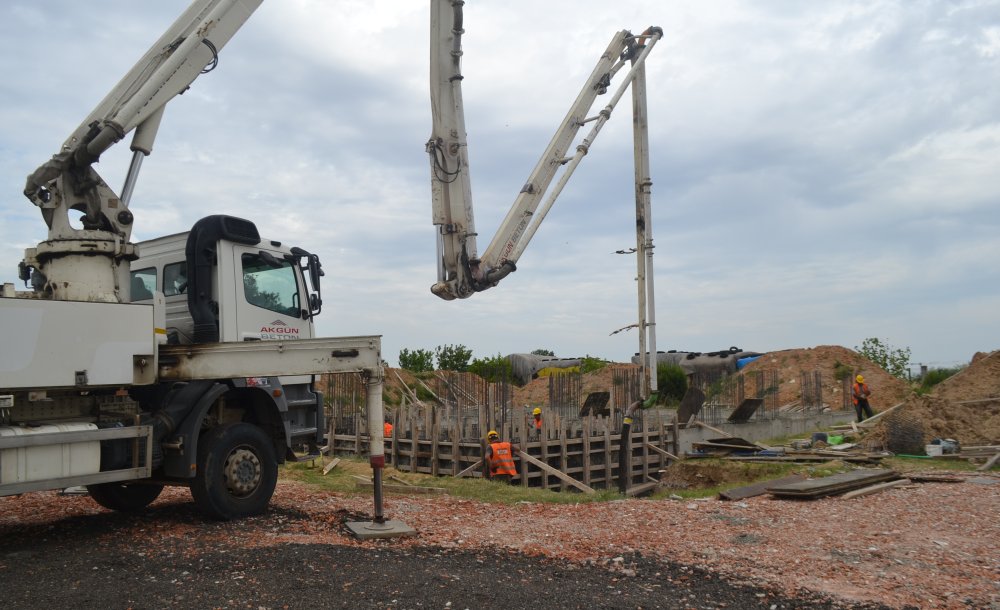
766, 468, 900, 499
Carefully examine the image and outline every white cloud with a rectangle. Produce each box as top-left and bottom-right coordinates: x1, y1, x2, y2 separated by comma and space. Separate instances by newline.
1, 0, 998, 368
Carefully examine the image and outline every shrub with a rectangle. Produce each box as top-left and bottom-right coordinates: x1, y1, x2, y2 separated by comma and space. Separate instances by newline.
468, 353, 513, 383
656, 363, 687, 404
917, 366, 963, 394
580, 355, 608, 374
531, 349, 555, 356
398, 347, 434, 372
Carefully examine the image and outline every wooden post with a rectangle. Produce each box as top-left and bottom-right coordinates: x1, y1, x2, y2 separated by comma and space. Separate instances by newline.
559, 433, 568, 492
392, 409, 400, 467
603, 419, 612, 488
431, 411, 440, 477
582, 416, 591, 487
672, 414, 680, 458
641, 425, 649, 482
409, 414, 418, 474
452, 416, 461, 476
540, 423, 550, 489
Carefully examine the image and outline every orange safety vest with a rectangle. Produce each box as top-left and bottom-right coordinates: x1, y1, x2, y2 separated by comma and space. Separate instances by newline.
852, 382, 870, 406
384, 422, 393, 437
533, 417, 542, 430
488, 441, 517, 476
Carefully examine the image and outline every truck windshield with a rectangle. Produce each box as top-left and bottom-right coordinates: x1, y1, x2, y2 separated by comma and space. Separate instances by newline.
241, 253, 299, 317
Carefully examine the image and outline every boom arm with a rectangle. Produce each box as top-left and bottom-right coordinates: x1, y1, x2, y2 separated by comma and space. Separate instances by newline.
427, 0, 662, 300
20, 0, 261, 302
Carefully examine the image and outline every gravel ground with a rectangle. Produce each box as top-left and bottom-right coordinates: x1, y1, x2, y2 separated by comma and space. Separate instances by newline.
2, 472, 998, 609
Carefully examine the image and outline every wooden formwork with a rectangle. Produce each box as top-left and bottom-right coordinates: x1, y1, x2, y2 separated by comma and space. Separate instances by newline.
328, 403, 680, 492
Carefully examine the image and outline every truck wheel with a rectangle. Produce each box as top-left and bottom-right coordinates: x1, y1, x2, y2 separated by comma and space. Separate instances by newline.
87, 482, 164, 512
190, 423, 278, 520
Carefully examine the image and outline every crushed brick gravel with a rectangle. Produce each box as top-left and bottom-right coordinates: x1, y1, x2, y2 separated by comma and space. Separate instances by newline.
2, 471, 997, 609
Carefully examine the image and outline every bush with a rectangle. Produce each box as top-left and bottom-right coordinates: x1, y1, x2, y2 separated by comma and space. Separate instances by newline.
656, 363, 687, 404
468, 354, 513, 383
531, 349, 555, 356
832, 360, 853, 382
580, 355, 608, 374
917, 366, 963, 394
398, 348, 434, 372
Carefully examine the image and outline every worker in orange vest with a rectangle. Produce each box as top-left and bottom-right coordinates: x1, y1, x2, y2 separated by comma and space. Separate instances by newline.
383, 419, 394, 438
531, 407, 542, 435
852, 374, 874, 422
485, 430, 518, 484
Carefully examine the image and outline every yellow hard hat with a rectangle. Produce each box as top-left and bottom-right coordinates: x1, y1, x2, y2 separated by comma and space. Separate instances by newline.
856, 375, 864, 383
532, 407, 542, 416
487, 430, 499, 439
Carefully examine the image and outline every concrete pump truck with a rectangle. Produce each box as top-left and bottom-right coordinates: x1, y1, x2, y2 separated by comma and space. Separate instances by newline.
1, 0, 660, 520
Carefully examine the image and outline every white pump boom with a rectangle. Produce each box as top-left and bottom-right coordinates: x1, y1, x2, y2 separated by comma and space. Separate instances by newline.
20, 0, 262, 302
427, 0, 662, 301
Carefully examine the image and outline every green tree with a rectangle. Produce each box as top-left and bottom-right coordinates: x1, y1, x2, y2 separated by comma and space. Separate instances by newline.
468, 353, 513, 383
855, 337, 911, 379
656, 363, 688, 404
531, 348, 555, 356
398, 347, 435, 372
435, 344, 473, 371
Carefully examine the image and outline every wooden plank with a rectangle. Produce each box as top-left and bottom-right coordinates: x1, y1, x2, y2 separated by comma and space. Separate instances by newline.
516, 450, 595, 494
582, 417, 592, 486
693, 420, 733, 438
978, 451, 1000, 471
841, 478, 911, 500
645, 442, 679, 461
624, 481, 658, 497
768, 469, 897, 498
719, 474, 806, 500
455, 459, 483, 478
388, 474, 413, 486
321, 457, 341, 475
727, 398, 763, 423
857, 401, 905, 427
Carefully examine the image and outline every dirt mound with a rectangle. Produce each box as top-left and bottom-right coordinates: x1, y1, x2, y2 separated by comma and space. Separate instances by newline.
927, 349, 1000, 403
740, 345, 910, 410
511, 364, 636, 407
877, 350, 1000, 446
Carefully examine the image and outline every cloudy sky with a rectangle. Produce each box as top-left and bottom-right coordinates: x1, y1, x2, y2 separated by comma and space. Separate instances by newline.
1, 1, 997, 371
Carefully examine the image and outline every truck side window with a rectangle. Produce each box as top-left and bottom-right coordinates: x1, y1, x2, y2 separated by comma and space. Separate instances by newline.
163, 262, 187, 296
129, 267, 156, 302
241, 253, 298, 317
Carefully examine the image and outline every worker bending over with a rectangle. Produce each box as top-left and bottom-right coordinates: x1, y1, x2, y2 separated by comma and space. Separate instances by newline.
485, 430, 519, 484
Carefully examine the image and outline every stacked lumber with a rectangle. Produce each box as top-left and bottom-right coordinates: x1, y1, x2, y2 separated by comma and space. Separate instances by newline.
767, 468, 899, 499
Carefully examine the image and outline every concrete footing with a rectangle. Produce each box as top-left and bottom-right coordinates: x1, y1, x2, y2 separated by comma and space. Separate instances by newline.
345, 519, 417, 540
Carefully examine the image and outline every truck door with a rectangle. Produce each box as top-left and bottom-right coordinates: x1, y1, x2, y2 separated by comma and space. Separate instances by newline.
232, 246, 311, 342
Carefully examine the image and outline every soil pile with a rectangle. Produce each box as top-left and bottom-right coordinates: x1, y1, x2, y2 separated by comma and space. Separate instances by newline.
880, 350, 1000, 446
740, 345, 910, 410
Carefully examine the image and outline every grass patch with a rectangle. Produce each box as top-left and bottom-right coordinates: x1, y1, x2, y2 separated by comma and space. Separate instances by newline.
281, 457, 620, 505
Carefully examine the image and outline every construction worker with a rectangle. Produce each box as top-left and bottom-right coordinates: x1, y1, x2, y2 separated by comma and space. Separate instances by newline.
383, 419, 394, 438
531, 407, 542, 435
852, 374, 874, 422
485, 430, 518, 484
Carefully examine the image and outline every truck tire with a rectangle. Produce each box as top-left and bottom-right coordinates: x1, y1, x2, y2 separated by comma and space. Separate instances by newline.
190, 423, 278, 520
87, 482, 164, 512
